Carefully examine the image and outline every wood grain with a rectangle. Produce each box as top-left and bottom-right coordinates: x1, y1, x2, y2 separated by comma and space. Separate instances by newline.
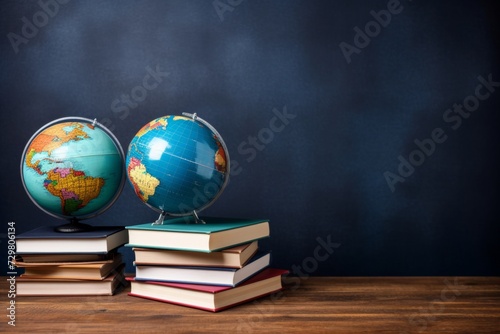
2, 276, 499, 333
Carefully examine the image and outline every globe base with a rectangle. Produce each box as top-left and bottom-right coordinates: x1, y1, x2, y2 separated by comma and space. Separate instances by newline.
152, 211, 206, 225
55, 218, 93, 233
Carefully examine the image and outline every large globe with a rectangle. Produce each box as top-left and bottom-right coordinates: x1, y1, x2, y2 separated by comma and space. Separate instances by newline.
125, 114, 229, 220
21, 117, 125, 227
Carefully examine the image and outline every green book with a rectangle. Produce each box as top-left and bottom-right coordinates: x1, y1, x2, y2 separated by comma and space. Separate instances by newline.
126, 217, 270, 252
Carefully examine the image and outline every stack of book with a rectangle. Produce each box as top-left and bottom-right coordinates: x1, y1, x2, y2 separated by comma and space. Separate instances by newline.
125, 217, 288, 312
14, 226, 129, 296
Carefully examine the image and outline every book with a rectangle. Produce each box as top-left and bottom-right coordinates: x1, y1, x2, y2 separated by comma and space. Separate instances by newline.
134, 252, 271, 287
14, 253, 123, 280
16, 266, 126, 296
16, 226, 128, 254
128, 268, 288, 312
126, 217, 269, 252
133, 241, 258, 268
14, 253, 115, 263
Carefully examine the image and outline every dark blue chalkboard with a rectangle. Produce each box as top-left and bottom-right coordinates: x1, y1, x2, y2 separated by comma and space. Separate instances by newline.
1, 0, 499, 275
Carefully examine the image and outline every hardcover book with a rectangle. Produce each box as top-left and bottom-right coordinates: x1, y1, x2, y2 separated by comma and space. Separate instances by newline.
128, 268, 288, 312
134, 252, 271, 287
16, 266, 126, 296
14, 253, 123, 280
133, 241, 258, 268
126, 217, 269, 252
15, 252, 115, 263
16, 226, 128, 254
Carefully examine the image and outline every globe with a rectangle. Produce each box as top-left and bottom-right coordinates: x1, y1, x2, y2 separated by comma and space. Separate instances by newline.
20, 117, 125, 232
125, 113, 230, 224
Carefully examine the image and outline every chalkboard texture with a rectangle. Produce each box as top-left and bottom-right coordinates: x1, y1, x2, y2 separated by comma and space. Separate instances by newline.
1, 0, 499, 275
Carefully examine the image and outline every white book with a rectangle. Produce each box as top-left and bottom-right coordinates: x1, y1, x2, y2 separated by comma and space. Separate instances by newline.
134, 253, 271, 287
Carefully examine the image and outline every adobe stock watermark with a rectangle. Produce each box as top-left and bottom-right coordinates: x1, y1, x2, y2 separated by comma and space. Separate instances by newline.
6, 222, 17, 327
212, 0, 245, 22
99, 64, 170, 132
232, 105, 296, 175
175, 105, 296, 217
63, 267, 129, 333
339, 0, 410, 64
236, 235, 341, 333
401, 278, 467, 333
384, 73, 499, 192
7, 0, 71, 54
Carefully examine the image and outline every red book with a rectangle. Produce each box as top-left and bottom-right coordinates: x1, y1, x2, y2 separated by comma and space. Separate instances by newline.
127, 268, 288, 312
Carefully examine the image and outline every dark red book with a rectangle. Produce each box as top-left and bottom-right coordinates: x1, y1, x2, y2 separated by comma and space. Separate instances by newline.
127, 268, 288, 312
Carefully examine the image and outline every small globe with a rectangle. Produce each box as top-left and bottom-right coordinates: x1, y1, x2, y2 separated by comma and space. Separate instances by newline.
125, 114, 229, 219
20, 117, 125, 229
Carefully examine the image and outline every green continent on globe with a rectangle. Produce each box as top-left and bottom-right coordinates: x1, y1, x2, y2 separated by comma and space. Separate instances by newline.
127, 157, 160, 202
43, 167, 104, 216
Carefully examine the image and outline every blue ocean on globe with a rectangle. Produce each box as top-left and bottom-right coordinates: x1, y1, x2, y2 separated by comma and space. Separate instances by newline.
125, 115, 229, 216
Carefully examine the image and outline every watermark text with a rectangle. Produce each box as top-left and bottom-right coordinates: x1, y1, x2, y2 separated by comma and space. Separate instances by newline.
6, 222, 17, 327
384, 73, 499, 192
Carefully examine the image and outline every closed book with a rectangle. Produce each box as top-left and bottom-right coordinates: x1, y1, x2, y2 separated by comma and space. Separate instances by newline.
16, 266, 126, 296
15, 226, 128, 254
128, 268, 288, 312
14, 253, 123, 280
15, 253, 115, 263
133, 241, 258, 268
135, 252, 271, 287
126, 217, 269, 252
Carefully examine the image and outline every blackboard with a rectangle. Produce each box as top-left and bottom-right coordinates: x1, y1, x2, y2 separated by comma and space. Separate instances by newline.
1, 0, 499, 275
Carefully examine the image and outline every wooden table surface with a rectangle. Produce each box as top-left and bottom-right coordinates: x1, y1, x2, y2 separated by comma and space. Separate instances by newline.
2, 276, 499, 333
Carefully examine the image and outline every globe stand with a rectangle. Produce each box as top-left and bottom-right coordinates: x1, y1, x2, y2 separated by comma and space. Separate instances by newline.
55, 218, 93, 233
152, 211, 206, 225
21, 117, 126, 235
152, 211, 168, 225
191, 211, 206, 224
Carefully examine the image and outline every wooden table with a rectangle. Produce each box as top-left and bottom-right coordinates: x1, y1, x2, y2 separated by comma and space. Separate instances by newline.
2, 276, 499, 333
